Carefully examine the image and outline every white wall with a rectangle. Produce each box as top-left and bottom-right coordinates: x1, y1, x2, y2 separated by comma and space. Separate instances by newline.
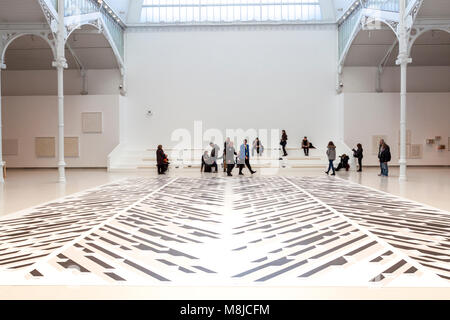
342, 66, 450, 93
1, 69, 121, 96
343, 92, 450, 166
124, 25, 339, 149
2, 95, 120, 167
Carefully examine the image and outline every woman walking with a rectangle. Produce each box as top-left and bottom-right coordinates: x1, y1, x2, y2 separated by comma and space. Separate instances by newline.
352, 143, 363, 172
325, 141, 336, 176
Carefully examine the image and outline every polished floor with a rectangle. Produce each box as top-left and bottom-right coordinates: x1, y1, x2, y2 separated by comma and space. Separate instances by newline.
1, 167, 449, 216
0, 167, 449, 299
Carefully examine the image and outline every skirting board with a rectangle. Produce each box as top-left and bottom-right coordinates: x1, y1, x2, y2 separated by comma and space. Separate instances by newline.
5, 167, 108, 170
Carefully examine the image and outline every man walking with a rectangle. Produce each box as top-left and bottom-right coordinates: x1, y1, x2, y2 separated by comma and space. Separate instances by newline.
238, 139, 256, 175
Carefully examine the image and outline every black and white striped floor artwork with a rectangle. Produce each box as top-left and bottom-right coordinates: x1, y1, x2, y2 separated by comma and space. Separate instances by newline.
0, 176, 448, 287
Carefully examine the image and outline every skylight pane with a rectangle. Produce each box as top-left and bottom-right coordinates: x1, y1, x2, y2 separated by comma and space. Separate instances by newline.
140, 0, 322, 24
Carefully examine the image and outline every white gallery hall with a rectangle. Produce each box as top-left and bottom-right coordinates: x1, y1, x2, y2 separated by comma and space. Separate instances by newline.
0, 0, 449, 300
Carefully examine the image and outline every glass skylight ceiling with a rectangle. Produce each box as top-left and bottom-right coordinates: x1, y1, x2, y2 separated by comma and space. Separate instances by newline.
140, 0, 322, 24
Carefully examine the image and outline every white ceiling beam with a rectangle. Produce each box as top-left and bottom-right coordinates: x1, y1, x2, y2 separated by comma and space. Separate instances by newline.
0, 23, 50, 31
319, 0, 336, 21
414, 18, 450, 28
127, 0, 144, 24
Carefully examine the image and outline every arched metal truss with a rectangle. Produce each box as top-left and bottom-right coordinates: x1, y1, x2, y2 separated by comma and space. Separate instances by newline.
408, 26, 450, 56
336, 0, 438, 93
0, 31, 57, 66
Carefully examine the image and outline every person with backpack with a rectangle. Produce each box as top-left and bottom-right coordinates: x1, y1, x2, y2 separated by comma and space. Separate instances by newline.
378, 139, 391, 177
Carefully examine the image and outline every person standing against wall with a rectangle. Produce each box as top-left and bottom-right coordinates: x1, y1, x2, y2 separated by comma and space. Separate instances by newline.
325, 141, 336, 176
378, 139, 391, 177
352, 143, 364, 172
225, 141, 237, 176
280, 130, 288, 157
238, 139, 256, 175
209, 142, 220, 173
252, 137, 264, 157
301, 136, 309, 156
223, 137, 231, 172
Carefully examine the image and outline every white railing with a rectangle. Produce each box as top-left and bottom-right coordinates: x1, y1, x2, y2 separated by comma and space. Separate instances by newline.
50, 0, 58, 10
100, 4, 124, 59
64, 0, 97, 16
46, 0, 125, 61
363, 0, 412, 13
338, 3, 363, 61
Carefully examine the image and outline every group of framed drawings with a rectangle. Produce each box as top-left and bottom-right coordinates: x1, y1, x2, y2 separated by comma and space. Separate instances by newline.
2, 112, 102, 158
371, 130, 448, 160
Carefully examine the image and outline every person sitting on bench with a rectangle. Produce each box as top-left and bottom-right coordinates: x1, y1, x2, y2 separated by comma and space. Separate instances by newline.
301, 136, 309, 156
201, 151, 212, 172
156, 145, 168, 174
335, 154, 350, 171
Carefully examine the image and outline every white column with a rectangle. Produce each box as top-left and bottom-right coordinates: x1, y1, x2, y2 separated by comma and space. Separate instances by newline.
0, 63, 5, 183
396, 0, 411, 181
53, 0, 67, 183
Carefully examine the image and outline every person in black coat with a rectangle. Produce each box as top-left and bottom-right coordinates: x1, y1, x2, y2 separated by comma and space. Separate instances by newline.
378, 139, 391, 177
223, 137, 230, 172
301, 136, 309, 156
280, 130, 288, 157
335, 154, 350, 171
352, 143, 363, 172
156, 145, 168, 174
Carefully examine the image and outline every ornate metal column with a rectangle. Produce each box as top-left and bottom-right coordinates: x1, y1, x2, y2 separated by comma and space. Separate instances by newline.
0, 62, 5, 183
52, 0, 67, 183
396, 0, 411, 181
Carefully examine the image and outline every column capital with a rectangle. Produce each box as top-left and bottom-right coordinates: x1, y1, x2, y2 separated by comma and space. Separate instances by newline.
395, 54, 412, 66
52, 57, 68, 69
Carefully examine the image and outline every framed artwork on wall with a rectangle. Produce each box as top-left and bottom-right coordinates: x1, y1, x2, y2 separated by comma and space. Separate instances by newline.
2, 139, 19, 156
82, 112, 102, 133
64, 137, 79, 157
398, 144, 413, 159
35, 137, 55, 158
409, 144, 423, 159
